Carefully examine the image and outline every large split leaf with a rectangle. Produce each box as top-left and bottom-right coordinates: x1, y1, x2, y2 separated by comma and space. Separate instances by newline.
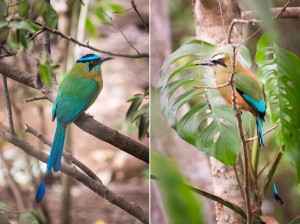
256, 34, 300, 182
159, 40, 252, 165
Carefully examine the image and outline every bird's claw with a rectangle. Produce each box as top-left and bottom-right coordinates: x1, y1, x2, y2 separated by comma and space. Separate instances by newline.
233, 107, 242, 116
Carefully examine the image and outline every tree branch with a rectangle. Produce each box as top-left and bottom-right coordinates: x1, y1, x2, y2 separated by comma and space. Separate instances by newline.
242, 7, 300, 20
245, 125, 278, 142
151, 174, 263, 224
24, 123, 101, 183
2, 74, 15, 135
0, 123, 149, 224
33, 21, 149, 58
230, 47, 252, 224
0, 60, 149, 164
131, 0, 149, 32
238, 0, 295, 46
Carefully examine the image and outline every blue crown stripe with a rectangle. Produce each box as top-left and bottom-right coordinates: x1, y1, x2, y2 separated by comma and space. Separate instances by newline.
76, 54, 100, 62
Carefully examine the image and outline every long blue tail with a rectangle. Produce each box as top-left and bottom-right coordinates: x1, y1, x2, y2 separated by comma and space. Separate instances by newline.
36, 121, 66, 202
256, 115, 264, 147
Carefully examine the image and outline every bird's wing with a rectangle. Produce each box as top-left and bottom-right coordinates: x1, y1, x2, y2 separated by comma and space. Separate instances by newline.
53, 75, 100, 126
234, 71, 266, 115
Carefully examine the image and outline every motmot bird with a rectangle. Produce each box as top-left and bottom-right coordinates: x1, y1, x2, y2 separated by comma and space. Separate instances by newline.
197, 53, 284, 204
36, 54, 113, 202
197, 53, 266, 147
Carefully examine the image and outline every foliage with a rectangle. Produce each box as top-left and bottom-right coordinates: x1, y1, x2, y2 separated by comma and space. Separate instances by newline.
0, 201, 44, 224
19, 211, 44, 224
256, 34, 300, 182
126, 87, 149, 139
86, 0, 125, 37
152, 153, 204, 224
0, 0, 59, 85
159, 39, 252, 165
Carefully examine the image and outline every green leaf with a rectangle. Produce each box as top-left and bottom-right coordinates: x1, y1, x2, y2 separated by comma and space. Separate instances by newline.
18, 1, 30, 17
0, 214, 10, 224
8, 21, 39, 33
42, 2, 58, 29
0, 201, 12, 213
7, 30, 17, 50
159, 40, 252, 165
126, 90, 149, 139
152, 153, 205, 224
19, 211, 43, 224
86, 18, 96, 37
38, 64, 51, 86
17, 29, 28, 49
0, 0, 7, 18
126, 94, 143, 120
109, 4, 124, 12
0, 20, 8, 29
256, 34, 300, 182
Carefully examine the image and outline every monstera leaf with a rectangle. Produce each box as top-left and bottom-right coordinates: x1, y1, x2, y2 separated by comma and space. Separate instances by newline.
256, 34, 300, 182
159, 40, 252, 165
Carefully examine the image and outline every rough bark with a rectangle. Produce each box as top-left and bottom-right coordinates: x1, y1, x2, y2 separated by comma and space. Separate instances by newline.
192, 0, 245, 223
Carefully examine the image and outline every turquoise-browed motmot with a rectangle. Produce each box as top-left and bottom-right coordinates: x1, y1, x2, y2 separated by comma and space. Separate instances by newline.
198, 53, 266, 147
197, 53, 283, 204
36, 54, 113, 202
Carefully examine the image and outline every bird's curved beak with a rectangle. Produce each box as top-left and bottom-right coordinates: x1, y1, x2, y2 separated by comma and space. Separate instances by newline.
100, 56, 114, 64
194, 60, 215, 66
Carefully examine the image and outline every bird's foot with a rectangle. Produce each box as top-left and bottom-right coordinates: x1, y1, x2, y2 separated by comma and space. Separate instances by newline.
233, 107, 242, 116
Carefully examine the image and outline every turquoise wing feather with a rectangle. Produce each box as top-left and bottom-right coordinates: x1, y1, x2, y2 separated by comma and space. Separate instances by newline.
53, 75, 100, 126
51, 75, 99, 171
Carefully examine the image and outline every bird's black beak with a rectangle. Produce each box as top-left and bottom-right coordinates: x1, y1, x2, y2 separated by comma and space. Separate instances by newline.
100, 56, 114, 64
194, 60, 215, 67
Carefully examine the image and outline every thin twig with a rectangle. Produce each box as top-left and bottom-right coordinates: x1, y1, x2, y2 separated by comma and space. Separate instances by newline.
0, 151, 26, 210
230, 46, 252, 224
246, 125, 278, 142
233, 164, 246, 205
29, 29, 45, 41
0, 60, 149, 163
228, 19, 261, 44
7, 1, 23, 8
99, 8, 140, 54
0, 123, 148, 224
2, 75, 15, 135
217, 0, 229, 43
258, 148, 283, 205
257, 151, 278, 178
131, 0, 148, 32
193, 82, 230, 89
33, 21, 148, 58
151, 174, 247, 219
242, 7, 300, 20
24, 95, 48, 102
238, 0, 295, 47
24, 124, 101, 183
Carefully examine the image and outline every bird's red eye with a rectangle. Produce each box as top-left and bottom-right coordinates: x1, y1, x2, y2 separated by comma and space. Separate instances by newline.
90, 60, 96, 65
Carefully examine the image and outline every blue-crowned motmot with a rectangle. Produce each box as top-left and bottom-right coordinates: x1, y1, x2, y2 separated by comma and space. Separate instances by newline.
36, 54, 113, 202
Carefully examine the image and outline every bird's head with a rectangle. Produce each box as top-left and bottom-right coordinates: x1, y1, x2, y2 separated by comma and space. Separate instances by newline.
76, 54, 113, 72
195, 53, 229, 68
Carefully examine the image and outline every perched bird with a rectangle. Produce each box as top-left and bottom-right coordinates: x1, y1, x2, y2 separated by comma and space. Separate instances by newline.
197, 53, 266, 147
196, 52, 283, 205
36, 54, 113, 202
